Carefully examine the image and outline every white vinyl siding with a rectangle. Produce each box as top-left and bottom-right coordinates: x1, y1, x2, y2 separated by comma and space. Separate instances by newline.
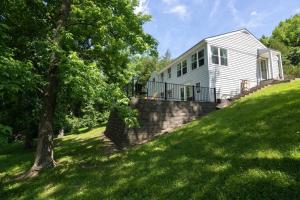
208, 31, 266, 99
155, 44, 209, 89
148, 29, 283, 102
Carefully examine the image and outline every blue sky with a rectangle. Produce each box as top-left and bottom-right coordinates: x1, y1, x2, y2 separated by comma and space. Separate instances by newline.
135, 0, 300, 58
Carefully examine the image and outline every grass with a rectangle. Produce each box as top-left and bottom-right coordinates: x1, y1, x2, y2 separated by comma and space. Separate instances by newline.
1, 80, 300, 200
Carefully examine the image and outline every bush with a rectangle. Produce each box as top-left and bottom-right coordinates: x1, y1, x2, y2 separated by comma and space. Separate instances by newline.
284, 65, 300, 79
0, 124, 12, 144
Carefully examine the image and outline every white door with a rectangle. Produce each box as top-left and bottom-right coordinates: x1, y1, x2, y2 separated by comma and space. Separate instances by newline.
260, 59, 268, 80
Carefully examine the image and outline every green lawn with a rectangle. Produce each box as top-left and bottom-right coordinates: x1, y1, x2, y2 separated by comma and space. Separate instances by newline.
1, 80, 300, 200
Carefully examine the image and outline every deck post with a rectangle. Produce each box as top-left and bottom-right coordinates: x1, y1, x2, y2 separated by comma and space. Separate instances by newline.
164, 82, 167, 100
192, 85, 195, 101
214, 88, 217, 103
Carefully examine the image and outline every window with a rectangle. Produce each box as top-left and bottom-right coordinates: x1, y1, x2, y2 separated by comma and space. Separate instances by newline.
211, 46, 219, 65
220, 48, 228, 66
177, 63, 182, 77
182, 60, 187, 74
167, 68, 171, 78
196, 82, 201, 93
198, 49, 204, 66
160, 72, 164, 82
211, 46, 228, 66
152, 78, 155, 82
191, 53, 197, 70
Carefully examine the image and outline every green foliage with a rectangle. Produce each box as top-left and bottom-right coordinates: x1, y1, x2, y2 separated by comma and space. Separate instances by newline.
131, 49, 173, 84
0, 0, 157, 138
261, 14, 300, 78
1, 81, 300, 199
0, 52, 43, 141
0, 124, 12, 144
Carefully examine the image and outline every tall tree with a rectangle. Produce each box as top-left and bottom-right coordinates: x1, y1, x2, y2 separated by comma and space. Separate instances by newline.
0, 0, 157, 172
33, 0, 71, 170
260, 14, 300, 77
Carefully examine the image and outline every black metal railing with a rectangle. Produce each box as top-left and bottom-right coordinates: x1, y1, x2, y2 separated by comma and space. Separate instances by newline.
125, 81, 216, 103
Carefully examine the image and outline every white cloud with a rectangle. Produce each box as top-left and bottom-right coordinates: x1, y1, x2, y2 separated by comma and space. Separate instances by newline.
294, 8, 300, 14
161, 0, 189, 20
162, 0, 176, 5
134, 0, 150, 14
250, 11, 257, 16
209, 0, 220, 18
228, 0, 266, 29
166, 5, 188, 18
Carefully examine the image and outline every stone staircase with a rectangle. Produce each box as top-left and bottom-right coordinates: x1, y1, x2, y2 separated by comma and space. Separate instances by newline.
105, 98, 217, 149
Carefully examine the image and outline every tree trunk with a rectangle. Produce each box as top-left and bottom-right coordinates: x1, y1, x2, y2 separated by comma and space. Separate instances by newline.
31, 0, 71, 172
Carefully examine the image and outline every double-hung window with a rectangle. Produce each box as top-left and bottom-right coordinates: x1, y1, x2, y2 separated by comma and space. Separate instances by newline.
177, 63, 182, 77
211, 46, 219, 65
167, 68, 171, 78
191, 53, 197, 70
160, 72, 164, 82
182, 60, 187, 75
198, 49, 205, 67
220, 48, 228, 66
211, 46, 228, 66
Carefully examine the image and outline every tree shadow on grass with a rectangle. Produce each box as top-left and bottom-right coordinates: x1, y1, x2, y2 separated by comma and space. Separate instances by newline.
2, 84, 300, 199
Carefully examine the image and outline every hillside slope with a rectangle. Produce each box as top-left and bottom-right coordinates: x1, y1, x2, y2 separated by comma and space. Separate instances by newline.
1, 81, 300, 200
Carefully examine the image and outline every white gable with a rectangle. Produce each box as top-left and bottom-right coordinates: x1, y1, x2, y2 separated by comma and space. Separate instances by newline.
206, 29, 266, 54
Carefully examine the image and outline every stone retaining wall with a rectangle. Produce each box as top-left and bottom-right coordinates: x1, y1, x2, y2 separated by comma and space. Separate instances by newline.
104, 98, 216, 149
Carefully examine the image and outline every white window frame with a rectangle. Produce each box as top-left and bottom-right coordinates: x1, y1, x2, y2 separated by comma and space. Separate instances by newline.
211, 46, 219, 65
220, 48, 228, 66
211, 46, 228, 66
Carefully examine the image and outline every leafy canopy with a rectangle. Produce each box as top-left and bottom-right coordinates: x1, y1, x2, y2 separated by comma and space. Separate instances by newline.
0, 0, 157, 139
260, 14, 300, 78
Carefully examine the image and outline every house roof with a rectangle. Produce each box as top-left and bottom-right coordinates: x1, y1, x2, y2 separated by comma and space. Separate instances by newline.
158, 28, 266, 74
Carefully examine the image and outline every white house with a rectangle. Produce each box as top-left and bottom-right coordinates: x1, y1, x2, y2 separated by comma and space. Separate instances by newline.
148, 28, 284, 102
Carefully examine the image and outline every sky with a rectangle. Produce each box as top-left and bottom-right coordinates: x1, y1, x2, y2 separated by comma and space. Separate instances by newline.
135, 0, 300, 58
